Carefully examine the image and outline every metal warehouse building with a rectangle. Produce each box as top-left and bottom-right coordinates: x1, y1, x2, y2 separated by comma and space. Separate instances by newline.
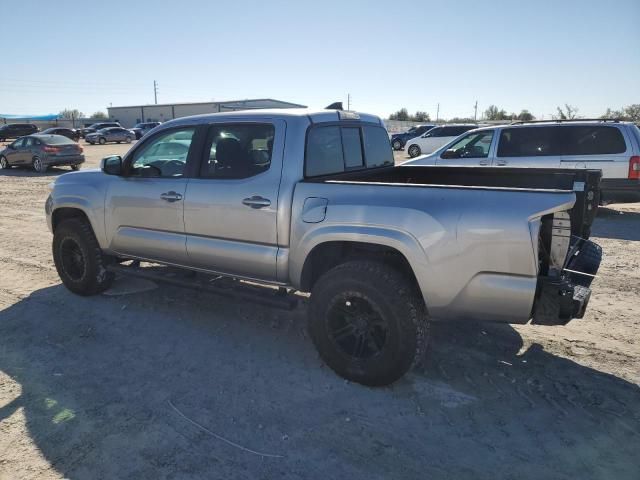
107, 98, 306, 127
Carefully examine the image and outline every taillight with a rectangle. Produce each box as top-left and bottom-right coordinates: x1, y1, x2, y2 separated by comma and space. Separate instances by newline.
77, 145, 83, 153
43, 146, 60, 153
629, 156, 640, 180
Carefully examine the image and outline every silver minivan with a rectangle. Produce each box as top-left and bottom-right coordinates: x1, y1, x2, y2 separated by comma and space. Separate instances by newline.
406, 120, 640, 203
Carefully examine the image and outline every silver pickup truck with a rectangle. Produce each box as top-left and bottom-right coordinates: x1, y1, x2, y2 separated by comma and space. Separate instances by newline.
46, 108, 602, 386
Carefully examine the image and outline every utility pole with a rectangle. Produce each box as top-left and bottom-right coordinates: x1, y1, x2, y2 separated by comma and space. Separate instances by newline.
436, 103, 440, 123
153, 80, 158, 104
474, 100, 478, 122
347, 93, 351, 110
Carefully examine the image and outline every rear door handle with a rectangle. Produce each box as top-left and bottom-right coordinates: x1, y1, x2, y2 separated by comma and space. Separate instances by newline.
478, 160, 489, 166
496, 160, 508, 166
160, 191, 183, 202
242, 196, 271, 209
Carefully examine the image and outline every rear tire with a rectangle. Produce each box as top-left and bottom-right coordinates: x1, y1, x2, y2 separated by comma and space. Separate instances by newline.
52, 218, 114, 295
408, 144, 421, 158
99, 137, 106, 145
0, 156, 10, 169
125, 136, 132, 143
71, 164, 80, 171
308, 260, 428, 386
33, 156, 46, 173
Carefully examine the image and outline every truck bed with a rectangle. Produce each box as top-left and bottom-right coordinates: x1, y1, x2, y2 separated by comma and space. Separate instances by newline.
306, 165, 602, 238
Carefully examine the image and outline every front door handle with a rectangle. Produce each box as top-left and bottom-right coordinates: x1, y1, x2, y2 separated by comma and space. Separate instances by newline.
478, 159, 489, 166
160, 191, 183, 202
242, 196, 271, 209
496, 160, 508, 166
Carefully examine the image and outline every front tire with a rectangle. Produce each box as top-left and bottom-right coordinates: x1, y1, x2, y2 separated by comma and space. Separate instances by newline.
70, 164, 80, 171
308, 260, 428, 386
125, 136, 132, 144
392, 139, 403, 150
407, 144, 421, 158
52, 218, 114, 295
33, 156, 46, 173
0, 156, 10, 169
99, 137, 106, 145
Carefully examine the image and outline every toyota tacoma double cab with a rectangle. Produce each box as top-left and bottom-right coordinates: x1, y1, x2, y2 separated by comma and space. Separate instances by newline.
46, 107, 602, 386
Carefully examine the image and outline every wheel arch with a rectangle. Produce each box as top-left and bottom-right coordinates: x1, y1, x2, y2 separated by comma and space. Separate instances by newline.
51, 207, 92, 233
294, 228, 430, 305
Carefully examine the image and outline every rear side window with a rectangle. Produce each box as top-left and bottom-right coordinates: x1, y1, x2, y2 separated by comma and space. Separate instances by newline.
498, 127, 559, 157
305, 124, 392, 177
561, 126, 626, 155
362, 126, 393, 168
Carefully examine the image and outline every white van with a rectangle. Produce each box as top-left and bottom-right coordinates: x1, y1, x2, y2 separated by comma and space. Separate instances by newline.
405, 124, 478, 158
405, 120, 640, 203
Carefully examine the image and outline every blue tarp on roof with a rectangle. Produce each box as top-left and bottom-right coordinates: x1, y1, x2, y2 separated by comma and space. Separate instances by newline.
0, 113, 59, 120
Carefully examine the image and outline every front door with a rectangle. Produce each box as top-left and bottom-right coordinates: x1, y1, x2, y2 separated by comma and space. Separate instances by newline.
183, 120, 284, 281
436, 130, 496, 166
5, 138, 28, 165
104, 127, 198, 264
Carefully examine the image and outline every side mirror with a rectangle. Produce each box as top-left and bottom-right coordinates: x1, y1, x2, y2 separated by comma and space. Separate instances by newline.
101, 155, 123, 175
440, 149, 459, 159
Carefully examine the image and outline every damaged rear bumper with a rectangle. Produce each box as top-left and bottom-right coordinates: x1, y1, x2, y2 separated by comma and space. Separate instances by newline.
531, 239, 602, 326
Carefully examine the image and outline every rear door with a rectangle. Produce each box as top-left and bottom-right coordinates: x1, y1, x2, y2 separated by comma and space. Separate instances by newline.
104, 126, 199, 264
558, 125, 630, 180
183, 120, 285, 281
494, 126, 562, 168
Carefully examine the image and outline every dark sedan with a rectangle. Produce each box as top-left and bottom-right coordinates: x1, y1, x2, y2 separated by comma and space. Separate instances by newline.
41, 127, 80, 141
0, 134, 84, 172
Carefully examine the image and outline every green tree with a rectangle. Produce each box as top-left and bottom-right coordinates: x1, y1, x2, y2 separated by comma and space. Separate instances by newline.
623, 104, 640, 122
91, 111, 108, 120
389, 108, 410, 121
484, 105, 508, 121
516, 110, 535, 121
58, 108, 84, 120
413, 111, 431, 122
554, 104, 579, 120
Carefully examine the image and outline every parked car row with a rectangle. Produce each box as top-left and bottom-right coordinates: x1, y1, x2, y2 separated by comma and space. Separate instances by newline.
405, 119, 640, 203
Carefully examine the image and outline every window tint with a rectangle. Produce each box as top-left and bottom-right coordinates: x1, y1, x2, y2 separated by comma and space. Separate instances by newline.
443, 130, 494, 158
12, 138, 25, 148
306, 126, 344, 177
201, 123, 275, 179
45, 136, 75, 145
130, 128, 195, 177
561, 126, 626, 155
342, 127, 363, 168
24, 138, 35, 147
498, 127, 559, 157
425, 127, 442, 137
362, 126, 393, 168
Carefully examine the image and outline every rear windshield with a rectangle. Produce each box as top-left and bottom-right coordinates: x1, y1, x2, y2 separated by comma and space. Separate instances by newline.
305, 124, 392, 177
498, 125, 627, 157
42, 135, 75, 145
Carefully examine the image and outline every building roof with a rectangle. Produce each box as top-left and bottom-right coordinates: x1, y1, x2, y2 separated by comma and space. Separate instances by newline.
108, 98, 306, 110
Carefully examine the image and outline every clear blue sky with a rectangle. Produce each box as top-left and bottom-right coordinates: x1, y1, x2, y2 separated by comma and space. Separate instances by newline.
1, 0, 638, 119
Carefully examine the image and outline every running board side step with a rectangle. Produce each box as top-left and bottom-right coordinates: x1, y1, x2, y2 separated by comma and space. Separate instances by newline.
106, 263, 299, 311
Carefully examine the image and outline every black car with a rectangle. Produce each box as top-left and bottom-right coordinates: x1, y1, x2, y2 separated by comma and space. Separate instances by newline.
130, 121, 161, 139
0, 123, 39, 142
390, 124, 436, 150
80, 122, 121, 138
41, 127, 80, 142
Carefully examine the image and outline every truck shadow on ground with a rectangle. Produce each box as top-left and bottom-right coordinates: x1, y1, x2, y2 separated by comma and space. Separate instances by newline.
592, 207, 640, 241
1, 283, 638, 479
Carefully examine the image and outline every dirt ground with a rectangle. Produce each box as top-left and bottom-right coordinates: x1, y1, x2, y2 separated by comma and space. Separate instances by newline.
1, 141, 639, 479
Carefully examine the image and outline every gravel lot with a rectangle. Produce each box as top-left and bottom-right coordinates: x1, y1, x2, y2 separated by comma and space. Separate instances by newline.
1, 141, 639, 479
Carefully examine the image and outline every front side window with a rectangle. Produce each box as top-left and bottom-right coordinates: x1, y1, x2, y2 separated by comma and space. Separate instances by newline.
442, 130, 494, 158
12, 138, 25, 148
201, 123, 275, 179
130, 128, 195, 177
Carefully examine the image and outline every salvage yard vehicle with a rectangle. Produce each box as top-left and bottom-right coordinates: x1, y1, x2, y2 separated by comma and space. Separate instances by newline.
130, 121, 161, 139
390, 124, 435, 150
406, 119, 640, 203
41, 127, 81, 141
0, 123, 38, 141
405, 124, 477, 158
1, 134, 84, 172
46, 108, 602, 386
85, 127, 134, 145
80, 122, 121, 138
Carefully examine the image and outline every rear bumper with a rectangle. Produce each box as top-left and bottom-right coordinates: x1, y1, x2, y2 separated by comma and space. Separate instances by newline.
600, 178, 640, 203
44, 155, 85, 166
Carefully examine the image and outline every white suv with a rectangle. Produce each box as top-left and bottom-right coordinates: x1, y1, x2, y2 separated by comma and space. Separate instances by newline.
405, 124, 478, 158
406, 120, 640, 203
